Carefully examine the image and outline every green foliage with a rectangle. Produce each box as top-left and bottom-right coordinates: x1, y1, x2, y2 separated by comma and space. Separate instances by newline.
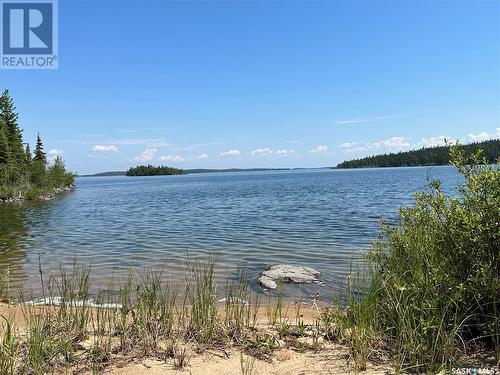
0, 90, 74, 199
334, 144, 500, 372
0, 90, 24, 166
336, 139, 500, 168
47, 156, 75, 188
126, 164, 185, 176
0, 317, 19, 375
0, 120, 10, 164
33, 133, 46, 165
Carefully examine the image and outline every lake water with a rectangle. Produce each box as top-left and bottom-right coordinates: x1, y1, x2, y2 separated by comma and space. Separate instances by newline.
0, 166, 462, 300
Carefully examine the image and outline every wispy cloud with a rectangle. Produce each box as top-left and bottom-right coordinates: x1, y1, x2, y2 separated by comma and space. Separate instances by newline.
134, 148, 157, 162
247, 148, 296, 157
158, 154, 185, 162
219, 149, 240, 156
310, 145, 328, 154
120, 127, 178, 134
174, 142, 223, 151
336, 113, 416, 125
250, 148, 274, 156
195, 153, 209, 160
93, 145, 118, 152
75, 138, 169, 147
275, 149, 295, 156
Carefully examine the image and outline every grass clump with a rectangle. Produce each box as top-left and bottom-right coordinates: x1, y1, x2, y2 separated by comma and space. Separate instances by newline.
0, 317, 19, 375
326, 144, 500, 373
185, 260, 220, 346
131, 267, 176, 354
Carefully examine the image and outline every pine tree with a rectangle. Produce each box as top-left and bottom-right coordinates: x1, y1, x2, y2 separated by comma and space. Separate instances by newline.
33, 133, 46, 165
0, 90, 24, 165
31, 133, 47, 186
25, 143, 32, 166
0, 119, 10, 164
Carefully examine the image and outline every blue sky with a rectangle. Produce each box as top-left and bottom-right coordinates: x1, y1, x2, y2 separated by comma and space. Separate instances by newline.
1, 0, 499, 174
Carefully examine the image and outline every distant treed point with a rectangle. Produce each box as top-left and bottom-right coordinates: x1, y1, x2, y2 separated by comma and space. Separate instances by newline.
336, 139, 500, 169
0, 89, 75, 200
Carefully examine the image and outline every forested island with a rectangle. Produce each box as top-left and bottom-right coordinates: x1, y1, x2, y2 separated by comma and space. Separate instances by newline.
126, 164, 186, 176
336, 139, 500, 168
0, 90, 74, 200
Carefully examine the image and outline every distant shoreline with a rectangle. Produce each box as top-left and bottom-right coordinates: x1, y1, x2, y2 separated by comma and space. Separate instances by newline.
78, 167, 317, 177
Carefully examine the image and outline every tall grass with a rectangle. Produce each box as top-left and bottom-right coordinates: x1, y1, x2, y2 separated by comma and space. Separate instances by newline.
0, 317, 19, 375
131, 267, 176, 353
185, 260, 220, 345
224, 270, 260, 341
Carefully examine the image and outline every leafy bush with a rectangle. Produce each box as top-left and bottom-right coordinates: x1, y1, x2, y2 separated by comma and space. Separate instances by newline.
339, 144, 500, 372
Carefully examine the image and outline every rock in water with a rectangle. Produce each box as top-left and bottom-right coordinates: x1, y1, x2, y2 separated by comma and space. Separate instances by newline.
258, 264, 320, 290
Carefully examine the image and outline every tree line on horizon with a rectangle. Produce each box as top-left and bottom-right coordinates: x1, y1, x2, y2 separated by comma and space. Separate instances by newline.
0, 90, 74, 200
336, 139, 500, 169
126, 164, 185, 176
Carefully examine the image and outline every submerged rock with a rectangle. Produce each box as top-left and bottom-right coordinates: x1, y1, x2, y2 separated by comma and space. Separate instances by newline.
258, 264, 320, 290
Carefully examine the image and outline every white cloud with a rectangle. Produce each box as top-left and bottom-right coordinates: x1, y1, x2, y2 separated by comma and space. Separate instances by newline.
468, 132, 492, 142
196, 153, 209, 160
339, 129, 499, 156
339, 137, 410, 153
134, 148, 157, 162
310, 145, 328, 154
275, 149, 295, 156
419, 136, 450, 148
47, 149, 63, 162
250, 148, 274, 156
93, 144, 118, 152
48, 149, 63, 156
158, 154, 185, 162
417, 136, 461, 148
219, 149, 240, 156
374, 137, 410, 149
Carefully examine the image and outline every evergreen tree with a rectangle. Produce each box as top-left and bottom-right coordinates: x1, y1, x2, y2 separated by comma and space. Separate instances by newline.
0, 89, 74, 199
0, 89, 24, 165
33, 133, 46, 165
31, 134, 47, 186
0, 119, 10, 165
25, 143, 32, 166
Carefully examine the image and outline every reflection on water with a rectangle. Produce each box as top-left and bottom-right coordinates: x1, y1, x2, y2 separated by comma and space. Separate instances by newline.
0, 203, 29, 285
0, 167, 462, 300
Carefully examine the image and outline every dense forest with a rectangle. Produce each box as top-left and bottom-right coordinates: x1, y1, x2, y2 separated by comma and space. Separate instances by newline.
126, 165, 185, 176
0, 90, 74, 200
336, 139, 500, 168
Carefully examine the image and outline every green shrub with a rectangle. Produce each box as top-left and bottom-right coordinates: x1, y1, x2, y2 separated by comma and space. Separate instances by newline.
339, 144, 500, 372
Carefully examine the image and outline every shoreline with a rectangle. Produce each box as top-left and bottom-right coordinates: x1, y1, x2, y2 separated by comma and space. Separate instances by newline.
0, 260, 496, 375
0, 184, 74, 203
0, 301, 392, 375
0, 299, 495, 375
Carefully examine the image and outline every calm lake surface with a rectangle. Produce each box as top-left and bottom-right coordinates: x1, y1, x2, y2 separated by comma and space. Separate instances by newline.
0, 167, 462, 300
